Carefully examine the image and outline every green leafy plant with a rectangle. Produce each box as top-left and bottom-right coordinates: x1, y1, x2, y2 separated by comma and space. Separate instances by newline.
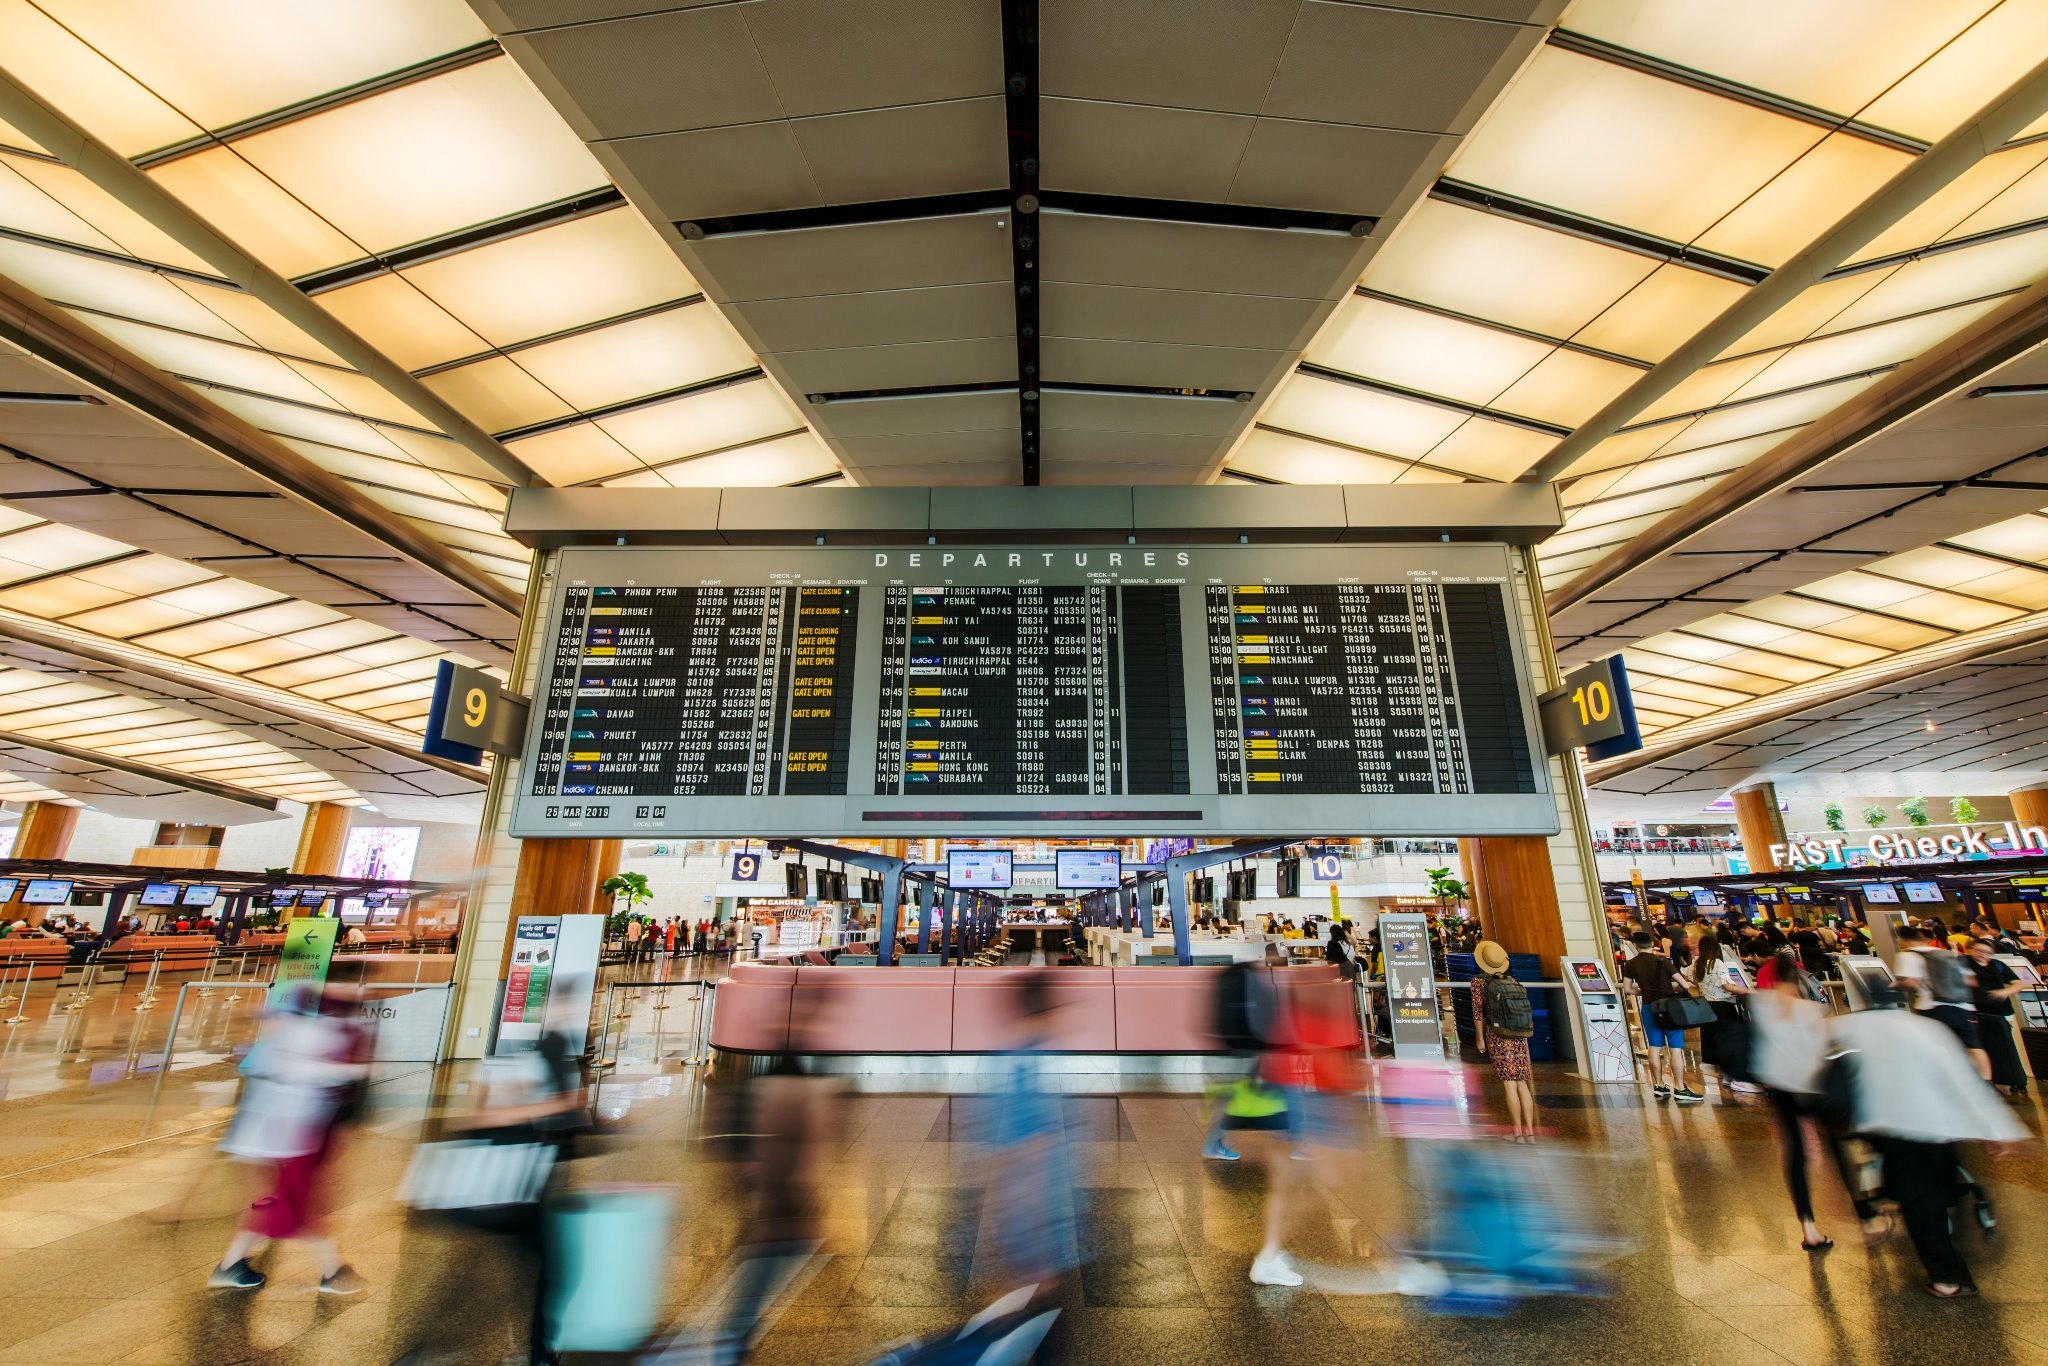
1822, 801, 1845, 833
600, 871, 652, 912
1950, 795, 1980, 825
1862, 805, 1889, 829
1424, 866, 1467, 908
1900, 796, 1930, 827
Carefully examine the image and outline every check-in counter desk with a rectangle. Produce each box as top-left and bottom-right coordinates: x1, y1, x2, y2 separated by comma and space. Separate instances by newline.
0, 937, 74, 980
104, 934, 218, 973
1084, 927, 1267, 966
710, 962, 1360, 1055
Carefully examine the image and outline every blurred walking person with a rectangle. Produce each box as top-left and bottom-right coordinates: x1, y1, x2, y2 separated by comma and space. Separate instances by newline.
986, 972, 1082, 1300
1831, 984, 2027, 1297
211, 984, 370, 1294
1750, 949, 1875, 1251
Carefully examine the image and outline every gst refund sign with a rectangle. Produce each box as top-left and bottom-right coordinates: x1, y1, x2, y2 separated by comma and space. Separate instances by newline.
1771, 820, 2048, 868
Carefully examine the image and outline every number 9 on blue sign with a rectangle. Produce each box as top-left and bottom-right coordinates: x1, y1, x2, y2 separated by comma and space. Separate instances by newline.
731, 853, 761, 882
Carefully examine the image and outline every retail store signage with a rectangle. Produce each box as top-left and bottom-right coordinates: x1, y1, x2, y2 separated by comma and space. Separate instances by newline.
1537, 655, 1640, 758
1771, 821, 2048, 868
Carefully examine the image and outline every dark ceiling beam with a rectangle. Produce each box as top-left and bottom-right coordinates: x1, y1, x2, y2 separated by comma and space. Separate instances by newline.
1547, 278, 2048, 615
1519, 56, 2048, 487
1585, 607, 2048, 785
0, 67, 546, 492
0, 728, 280, 810
0, 273, 523, 620
0, 603, 488, 787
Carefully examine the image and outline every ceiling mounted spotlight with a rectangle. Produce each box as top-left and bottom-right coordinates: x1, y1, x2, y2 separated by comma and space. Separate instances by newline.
677, 222, 705, 240
1015, 194, 1039, 214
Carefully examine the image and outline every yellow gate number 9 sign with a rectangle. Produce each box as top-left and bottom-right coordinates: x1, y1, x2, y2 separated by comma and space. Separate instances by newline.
463, 686, 489, 730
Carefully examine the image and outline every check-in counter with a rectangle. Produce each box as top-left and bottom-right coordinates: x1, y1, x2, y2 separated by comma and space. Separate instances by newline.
104, 934, 218, 973
710, 962, 1359, 1055
0, 937, 73, 980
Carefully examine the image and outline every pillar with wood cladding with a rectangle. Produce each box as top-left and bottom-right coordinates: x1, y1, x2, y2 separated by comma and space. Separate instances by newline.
1732, 783, 1787, 873
291, 801, 352, 877
2012, 784, 2048, 835
14, 801, 78, 861
10, 802, 78, 925
499, 837, 620, 974
1459, 835, 1568, 975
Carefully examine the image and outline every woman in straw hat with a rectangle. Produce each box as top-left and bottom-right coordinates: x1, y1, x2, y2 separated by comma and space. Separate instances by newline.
1470, 939, 1538, 1141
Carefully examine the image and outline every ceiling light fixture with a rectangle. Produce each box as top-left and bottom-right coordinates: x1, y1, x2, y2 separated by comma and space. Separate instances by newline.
0, 392, 104, 406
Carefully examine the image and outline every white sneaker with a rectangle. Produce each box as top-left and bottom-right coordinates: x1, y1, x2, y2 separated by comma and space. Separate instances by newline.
1250, 1253, 1303, 1287
1729, 1081, 1764, 1094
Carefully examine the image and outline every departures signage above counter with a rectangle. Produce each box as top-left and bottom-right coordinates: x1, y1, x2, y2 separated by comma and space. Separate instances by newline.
510, 544, 1557, 839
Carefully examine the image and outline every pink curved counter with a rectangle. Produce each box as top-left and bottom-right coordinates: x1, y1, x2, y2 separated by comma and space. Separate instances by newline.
708, 962, 1360, 1055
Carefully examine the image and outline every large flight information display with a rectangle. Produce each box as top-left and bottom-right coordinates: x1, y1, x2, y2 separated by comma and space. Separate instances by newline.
513, 545, 1552, 838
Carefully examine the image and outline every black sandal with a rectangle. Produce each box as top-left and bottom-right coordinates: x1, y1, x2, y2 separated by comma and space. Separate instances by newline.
1800, 1237, 1834, 1253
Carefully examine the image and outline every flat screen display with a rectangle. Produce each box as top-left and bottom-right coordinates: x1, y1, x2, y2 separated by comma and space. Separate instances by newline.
1862, 883, 1900, 904
510, 545, 1553, 838
1055, 849, 1121, 890
948, 849, 1013, 890
138, 883, 180, 907
0, 879, 16, 904
20, 879, 69, 906
1903, 881, 1944, 904
1693, 888, 1719, 907
179, 885, 218, 908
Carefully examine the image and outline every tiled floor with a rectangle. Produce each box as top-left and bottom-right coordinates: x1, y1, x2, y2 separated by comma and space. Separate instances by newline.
0, 981, 2042, 1364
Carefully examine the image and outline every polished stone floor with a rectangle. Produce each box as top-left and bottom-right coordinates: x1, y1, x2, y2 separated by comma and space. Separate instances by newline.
0, 972, 2040, 1364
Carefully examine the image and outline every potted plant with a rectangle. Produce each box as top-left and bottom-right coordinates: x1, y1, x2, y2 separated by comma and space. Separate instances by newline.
1822, 801, 1845, 833
600, 871, 652, 916
1862, 805, 1889, 830
1950, 795, 1979, 826
1900, 796, 1930, 828
1424, 866, 1467, 913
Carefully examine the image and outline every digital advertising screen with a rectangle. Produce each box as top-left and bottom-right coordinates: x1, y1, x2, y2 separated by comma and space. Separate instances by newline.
0, 879, 17, 904
1055, 848, 1122, 890
1903, 881, 1945, 904
20, 879, 70, 906
947, 848, 1013, 890
1692, 888, 1720, 907
138, 883, 180, 907
1862, 883, 1900, 904
180, 885, 219, 908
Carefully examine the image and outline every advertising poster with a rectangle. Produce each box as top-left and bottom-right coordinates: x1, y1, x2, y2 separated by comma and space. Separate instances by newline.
1378, 913, 1444, 1060
269, 918, 339, 1007
496, 916, 561, 1052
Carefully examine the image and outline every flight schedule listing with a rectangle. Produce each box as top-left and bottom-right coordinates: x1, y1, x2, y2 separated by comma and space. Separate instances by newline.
1206, 581, 1536, 796
529, 583, 859, 799
513, 544, 1551, 838
874, 584, 1189, 795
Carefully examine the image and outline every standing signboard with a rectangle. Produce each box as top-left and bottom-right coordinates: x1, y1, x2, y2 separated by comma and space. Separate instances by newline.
541, 915, 604, 1056
269, 918, 338, 1006
496, 916, 561, 1053
1378, 913, 1444, 1059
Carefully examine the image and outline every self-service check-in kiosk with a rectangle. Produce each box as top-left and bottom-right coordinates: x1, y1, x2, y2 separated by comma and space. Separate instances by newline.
1999, 954, 2048, 1029
1837, 955, 1895, 1011
1561, 957, 1635, 1083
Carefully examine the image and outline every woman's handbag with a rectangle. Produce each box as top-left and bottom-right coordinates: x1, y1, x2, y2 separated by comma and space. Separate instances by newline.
1651, 994, 1716, 1031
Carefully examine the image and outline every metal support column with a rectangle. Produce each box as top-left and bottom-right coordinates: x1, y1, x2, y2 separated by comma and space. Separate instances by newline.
916, 880, 936, 954
940, 889, 958, 965
878, 864, 903, 966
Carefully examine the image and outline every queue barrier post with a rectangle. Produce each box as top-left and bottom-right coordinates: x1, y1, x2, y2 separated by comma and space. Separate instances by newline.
132, 950, 166, 1012
63, 959, 99, 1014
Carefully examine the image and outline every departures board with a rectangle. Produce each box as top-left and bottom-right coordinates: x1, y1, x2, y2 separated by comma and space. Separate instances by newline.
511, 545, 1555, 838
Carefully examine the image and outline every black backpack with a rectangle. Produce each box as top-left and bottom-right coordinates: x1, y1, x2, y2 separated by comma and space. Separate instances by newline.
1921, 948, 1974, 1005
1483, 973, 1534, 1039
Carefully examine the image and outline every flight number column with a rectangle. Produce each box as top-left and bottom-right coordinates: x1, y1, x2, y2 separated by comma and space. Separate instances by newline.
1087, 584, 1122, 793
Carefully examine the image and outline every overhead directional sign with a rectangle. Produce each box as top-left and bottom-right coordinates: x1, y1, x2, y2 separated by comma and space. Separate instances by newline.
426, 660, 529, 763
1538, 655, 1641, 760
